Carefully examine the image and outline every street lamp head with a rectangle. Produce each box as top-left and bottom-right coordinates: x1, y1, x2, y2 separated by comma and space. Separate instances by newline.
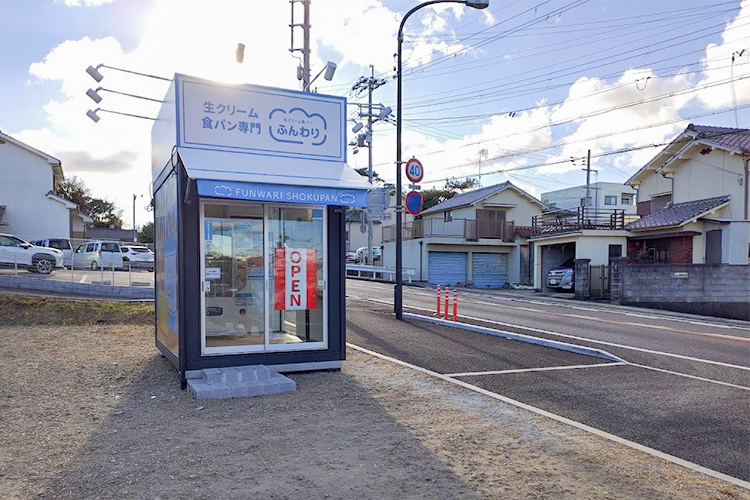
323, 61, 337, 81
86, 109, 101, 123
465, 0, 490, 9
378, 106, 392, 120
86, 88, 102, 104
352, 122, 364, 133
236, 43, 245, 64
86, 65, 104, 82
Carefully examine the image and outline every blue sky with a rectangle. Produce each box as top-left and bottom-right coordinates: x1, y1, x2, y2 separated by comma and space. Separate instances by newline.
1, 0, 748, 226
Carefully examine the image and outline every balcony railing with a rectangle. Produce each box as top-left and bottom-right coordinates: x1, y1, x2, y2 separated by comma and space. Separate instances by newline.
531, 207, 628, 237
383, 218, 515, 243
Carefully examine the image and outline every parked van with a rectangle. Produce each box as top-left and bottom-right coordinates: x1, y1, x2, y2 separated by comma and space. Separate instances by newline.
73, 241, 123, 270
32, 238, 73, 268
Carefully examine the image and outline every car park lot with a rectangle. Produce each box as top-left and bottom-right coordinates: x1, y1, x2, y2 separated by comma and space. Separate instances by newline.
346, 280, 750, 483
0, 265, 154, 288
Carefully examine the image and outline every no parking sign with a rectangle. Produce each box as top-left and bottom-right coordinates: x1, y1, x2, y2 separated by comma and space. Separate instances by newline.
405, 191, 423, 215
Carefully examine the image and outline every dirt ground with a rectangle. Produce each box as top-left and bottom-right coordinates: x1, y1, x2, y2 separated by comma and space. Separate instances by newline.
0, 302, 748, 499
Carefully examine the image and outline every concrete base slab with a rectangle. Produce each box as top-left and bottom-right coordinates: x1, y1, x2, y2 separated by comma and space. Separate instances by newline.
188, 364, 296, 400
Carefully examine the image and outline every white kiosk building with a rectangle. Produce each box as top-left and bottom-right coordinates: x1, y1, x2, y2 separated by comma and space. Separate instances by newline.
151, 74, 370, 389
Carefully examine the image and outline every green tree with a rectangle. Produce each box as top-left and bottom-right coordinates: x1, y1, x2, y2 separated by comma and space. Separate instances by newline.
57, 175, 89, 209
57, 175, 124, 228
138, 221, 154, 244
421, 177, 478, 210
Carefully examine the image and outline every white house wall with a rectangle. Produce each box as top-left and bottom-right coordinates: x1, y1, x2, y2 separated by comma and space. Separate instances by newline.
0, 141, 70, 240
531, 232, 628, 288
669, 150, 746, 218
636, 170, 673, 200
542, 182, 636, 213
479, 188, 539, 225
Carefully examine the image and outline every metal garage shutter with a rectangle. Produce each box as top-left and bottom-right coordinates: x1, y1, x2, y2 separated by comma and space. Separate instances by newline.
428, 252, 467, 286
472, 253, 508, 288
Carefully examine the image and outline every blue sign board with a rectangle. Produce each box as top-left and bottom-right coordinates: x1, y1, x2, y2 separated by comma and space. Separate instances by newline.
196, 179, 368, 208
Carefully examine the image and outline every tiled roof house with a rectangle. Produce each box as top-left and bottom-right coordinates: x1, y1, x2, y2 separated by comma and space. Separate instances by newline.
625, 123, 749, 265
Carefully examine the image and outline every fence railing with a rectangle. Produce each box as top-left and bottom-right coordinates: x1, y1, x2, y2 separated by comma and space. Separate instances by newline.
532, 207, 628, 237
383, 219, 515, 243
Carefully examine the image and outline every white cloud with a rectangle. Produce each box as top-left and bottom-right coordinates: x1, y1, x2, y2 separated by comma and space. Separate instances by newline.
62, 0, 113, 6
16, 0, 750, 228
695, 0, 750, 112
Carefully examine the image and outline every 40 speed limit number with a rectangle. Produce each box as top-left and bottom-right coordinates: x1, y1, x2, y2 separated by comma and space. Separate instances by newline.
405, 158, 424, 183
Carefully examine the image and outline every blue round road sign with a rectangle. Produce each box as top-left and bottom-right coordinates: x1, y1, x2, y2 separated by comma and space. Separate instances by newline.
405, 190, 423, 215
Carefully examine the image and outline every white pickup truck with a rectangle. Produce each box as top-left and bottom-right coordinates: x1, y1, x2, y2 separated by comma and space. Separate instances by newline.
0, 233, 64, 274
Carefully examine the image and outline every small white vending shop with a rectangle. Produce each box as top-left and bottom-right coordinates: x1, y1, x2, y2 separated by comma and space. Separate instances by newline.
151, 74, 370, 388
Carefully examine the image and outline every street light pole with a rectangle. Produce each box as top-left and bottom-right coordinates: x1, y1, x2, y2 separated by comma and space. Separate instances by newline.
395, 0, 489, 320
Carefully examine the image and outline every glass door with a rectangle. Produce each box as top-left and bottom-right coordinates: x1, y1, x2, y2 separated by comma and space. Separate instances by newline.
202, 202, 266, 354
200, 201, 327, 355
266, 205, 327, 350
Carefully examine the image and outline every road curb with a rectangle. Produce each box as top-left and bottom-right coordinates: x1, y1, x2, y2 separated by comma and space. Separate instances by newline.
403, 312, 625, 363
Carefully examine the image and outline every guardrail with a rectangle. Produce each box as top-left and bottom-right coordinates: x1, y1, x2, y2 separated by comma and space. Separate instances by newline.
0, 260, 154, 299
346, 264, 415, 283
531, 207, 629, 236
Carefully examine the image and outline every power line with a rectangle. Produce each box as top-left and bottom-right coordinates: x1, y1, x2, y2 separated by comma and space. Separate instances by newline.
418, 122, 750, 186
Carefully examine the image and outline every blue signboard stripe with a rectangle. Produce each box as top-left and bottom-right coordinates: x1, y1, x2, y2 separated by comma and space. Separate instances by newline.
196, 179, 368, 208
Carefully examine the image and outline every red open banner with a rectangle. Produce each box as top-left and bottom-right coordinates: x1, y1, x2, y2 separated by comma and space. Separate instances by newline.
274, 248, 317, 310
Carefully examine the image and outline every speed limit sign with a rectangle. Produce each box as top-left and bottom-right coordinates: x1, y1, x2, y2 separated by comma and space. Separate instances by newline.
405, 158, 424, 183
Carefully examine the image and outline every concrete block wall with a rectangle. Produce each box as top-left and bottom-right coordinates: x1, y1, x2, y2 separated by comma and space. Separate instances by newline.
0, 275, 154, 299
574, 259, 590, 300
619, 263, 750, 320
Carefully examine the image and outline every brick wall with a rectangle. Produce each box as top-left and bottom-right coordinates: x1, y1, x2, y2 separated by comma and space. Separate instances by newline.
669, 236, 693, 264
617, 263, 750, 320
627, 236, 693, 264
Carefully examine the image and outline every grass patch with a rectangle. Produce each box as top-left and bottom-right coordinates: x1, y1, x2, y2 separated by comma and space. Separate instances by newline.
0, 292, 154, 326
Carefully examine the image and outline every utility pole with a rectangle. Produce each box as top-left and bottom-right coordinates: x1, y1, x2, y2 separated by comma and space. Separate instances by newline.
290, 0, 311, 90
352, 67, 387, 265
478, 149, 487, 187
584, 149, 592, 207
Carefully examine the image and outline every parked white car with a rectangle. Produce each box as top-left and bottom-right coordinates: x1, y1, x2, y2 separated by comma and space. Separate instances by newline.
31, 238, 73, 268
120, 245, 154, 271
72, 241, 123, 270
0, 233, 63, 274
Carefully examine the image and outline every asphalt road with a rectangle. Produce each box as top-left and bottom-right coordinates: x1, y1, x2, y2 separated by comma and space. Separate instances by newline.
345, 279, 750, 482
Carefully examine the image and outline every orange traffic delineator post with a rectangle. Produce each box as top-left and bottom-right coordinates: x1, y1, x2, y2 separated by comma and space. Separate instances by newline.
435, 285, 441, 317
444, 286, 450, 320
453, 288, 458, 322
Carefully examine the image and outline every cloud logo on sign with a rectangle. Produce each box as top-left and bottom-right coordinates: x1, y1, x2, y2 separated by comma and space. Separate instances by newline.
214, 185, 232, 197
269, 107, 327, 147
339, 193, 355, 204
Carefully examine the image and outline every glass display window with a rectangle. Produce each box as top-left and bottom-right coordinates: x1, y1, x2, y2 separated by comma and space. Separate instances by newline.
200, 201, 327, 355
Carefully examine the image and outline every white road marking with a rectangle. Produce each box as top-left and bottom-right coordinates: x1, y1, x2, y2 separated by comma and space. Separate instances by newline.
79, 275, 88, 284
447, 362, 627, 377
628, 363, 750, 391
347, 342, 750, 491
468, 300, 750, 342
356, 296, 750, 373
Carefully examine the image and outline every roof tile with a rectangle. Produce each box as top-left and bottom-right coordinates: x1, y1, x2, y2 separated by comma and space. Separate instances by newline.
625, 195, 730, 231
420, 182, 512, 216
